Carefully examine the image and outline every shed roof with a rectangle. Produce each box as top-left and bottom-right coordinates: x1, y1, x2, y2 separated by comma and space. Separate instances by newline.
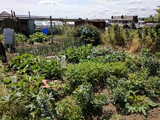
0, 11, 10, 16
110, 16, 137, 21
145, 23, 159, 28
0, 11, 11, 20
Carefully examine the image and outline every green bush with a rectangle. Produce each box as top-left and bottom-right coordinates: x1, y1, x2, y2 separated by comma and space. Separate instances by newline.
141, 49, 160, 76
14, 33, 27, 45
111, 70, 159, 115
145, 76, 160, 97
63, 61, 107, 90
73, 83, 107, 118
107, 24, 125, 46
107, 62, 128, 78
92, 93, 108, 112
124, 91, 157, 115
56, 96, 84, 120
52, 26, 63, 35
59, 44, 93, 63
73, 83, 93, 112
29, 32, 48, 43
10, 53, 62, 80
73, 24, 101, 45
1, 75, 57, 119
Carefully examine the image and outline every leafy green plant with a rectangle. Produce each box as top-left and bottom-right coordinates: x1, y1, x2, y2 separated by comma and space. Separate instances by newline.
10, 53, 62, 80
29, 32, 48, 43
125, 91, 157, 115
73, 83, 93, 112
107, 24, 125, 46
93, 93, 108, 110
63, 61, 108, 90
59, 44, 93, 63
14, 33, 27, 45
74, 24, 101, 45
0, 74, 57, 119
72, 83, 107, 119
141, 49, 160, 76
56, 96, 84, 120
107, 62, 128, 78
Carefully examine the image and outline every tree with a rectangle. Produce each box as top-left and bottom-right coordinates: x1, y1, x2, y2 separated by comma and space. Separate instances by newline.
156, 6, 160, 22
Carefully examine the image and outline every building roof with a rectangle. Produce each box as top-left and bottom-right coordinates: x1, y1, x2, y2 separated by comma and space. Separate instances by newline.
110, 15, 137, 21
145, 23, 159, 28
0, 11, 10, 16
0, 11, 11, 20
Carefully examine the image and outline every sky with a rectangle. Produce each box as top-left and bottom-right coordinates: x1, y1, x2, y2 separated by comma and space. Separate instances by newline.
0, 0, 159, 19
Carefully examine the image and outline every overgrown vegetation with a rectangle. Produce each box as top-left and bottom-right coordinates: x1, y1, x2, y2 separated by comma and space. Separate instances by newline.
14, 33, 27, 45
1, 44, 159, 119
0, 6, 160, 119
29, 32, 49, 43
73, 24, 101, 46
104, 24, 160, 52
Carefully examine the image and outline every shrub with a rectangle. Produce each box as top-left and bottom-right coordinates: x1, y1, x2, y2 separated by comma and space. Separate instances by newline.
1, 75, 57, 119
124, 91, 157, 115
93, 93, 108, 110
10, 53, 62, 80
145, 76, 160, 97
107, 24, 125, 46
59, 44, 93, 63
107, 62, 128, 78
52, 26, 63, 35
29, 32, 48, 43
141, 49, 160, 76
63, 61, 108, 90
73, 83, 93, 112
73, 24, 101, 46
14, 33, 27, 45
56, 96, 84, 120
73, 83, 107, 117
111, 70, 158, 115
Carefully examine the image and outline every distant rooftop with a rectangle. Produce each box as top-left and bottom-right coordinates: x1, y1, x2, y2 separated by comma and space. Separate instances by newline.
0, 11, 11, 20
110, 15, 138, 21
145, 23, 159, 28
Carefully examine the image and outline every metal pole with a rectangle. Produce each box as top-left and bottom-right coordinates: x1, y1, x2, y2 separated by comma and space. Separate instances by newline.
50, 16, 53, 44
13, 12, 16, 17
28, 11, 31, 19
28, 11, 31, 35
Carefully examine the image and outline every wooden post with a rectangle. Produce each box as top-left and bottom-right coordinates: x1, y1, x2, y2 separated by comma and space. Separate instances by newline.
28, 11, 31, 35
11, 10, 13, 19
13, 11, 16, 17
50, 16, 53, 44
28, 11, 31, 19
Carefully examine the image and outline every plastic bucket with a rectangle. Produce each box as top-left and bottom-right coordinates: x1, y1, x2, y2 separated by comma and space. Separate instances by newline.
42, 28, 49, 35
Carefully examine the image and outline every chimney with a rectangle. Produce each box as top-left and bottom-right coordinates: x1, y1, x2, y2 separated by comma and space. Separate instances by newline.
13, 11, 16, 17
11, 10, 13, 19
121, 15, 124, 19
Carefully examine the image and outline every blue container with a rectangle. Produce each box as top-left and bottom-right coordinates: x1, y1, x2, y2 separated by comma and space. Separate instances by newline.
42, 28, 49, 35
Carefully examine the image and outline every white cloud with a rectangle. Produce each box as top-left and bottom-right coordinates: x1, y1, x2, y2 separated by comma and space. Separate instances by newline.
0, 0, 159, 18
39, 0, 56, 4
129, 0, 143, 4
